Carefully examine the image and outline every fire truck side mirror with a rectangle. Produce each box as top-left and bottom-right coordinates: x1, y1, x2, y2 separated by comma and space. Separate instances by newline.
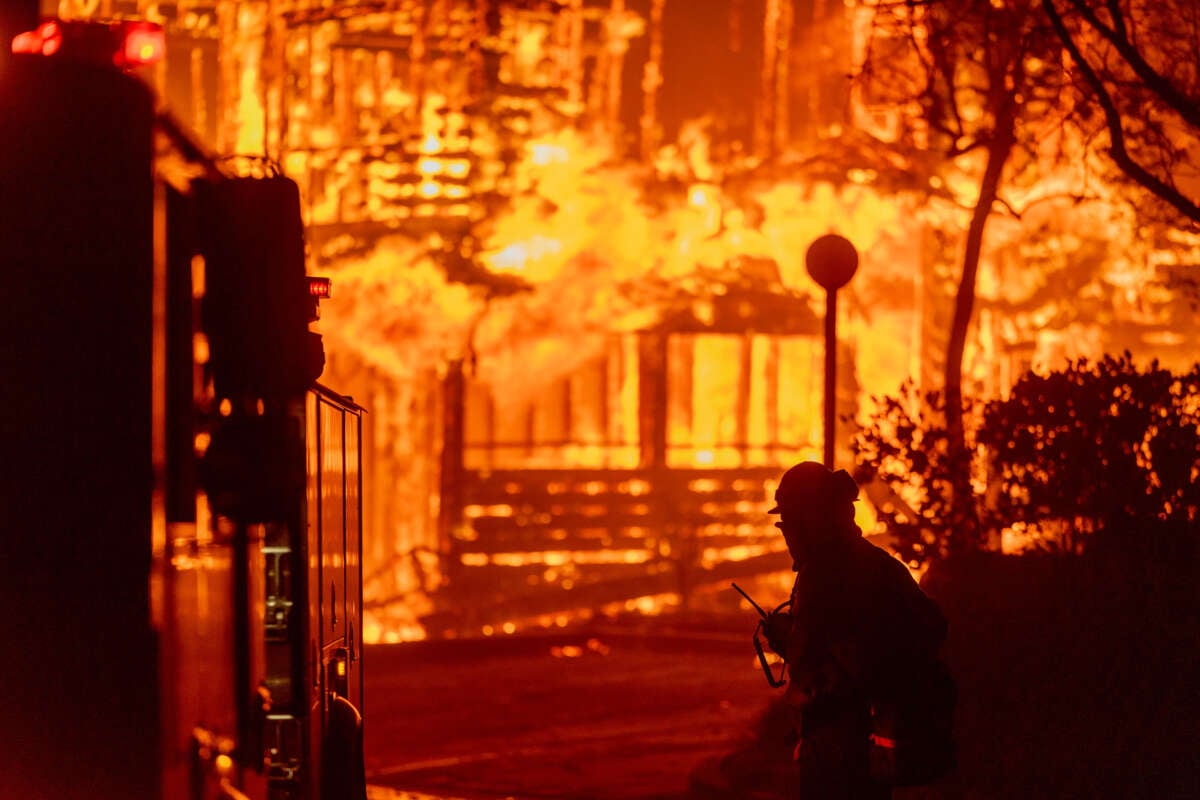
197, 175, 324, 399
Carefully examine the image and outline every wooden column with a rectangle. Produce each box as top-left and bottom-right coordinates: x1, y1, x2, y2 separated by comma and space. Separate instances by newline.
736, 333, 753, 465
637, 332, 668, 470
639, 0, 665, 163
438, 359, 466, 582
773, 0, 793, 154
756, 0, 781, 159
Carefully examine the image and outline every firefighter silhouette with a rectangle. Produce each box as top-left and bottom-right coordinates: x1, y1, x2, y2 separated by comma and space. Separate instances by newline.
762, 461, 954, 798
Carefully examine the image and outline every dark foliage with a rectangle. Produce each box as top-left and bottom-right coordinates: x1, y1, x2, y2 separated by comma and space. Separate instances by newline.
850, 383, 981, 567
979, 353, 1200, 557
854, 355, 1200, 567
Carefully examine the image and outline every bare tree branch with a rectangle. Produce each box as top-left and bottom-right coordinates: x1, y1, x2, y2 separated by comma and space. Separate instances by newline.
1103, 0, 1128, 41
1061, 0, 1200, 131
1043, 0, 1200, 224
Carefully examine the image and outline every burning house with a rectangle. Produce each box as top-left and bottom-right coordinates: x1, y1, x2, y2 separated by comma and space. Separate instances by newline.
64, 0, 1198, 640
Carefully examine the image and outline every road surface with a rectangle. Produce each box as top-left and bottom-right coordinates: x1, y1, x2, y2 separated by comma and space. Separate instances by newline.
363, 625, 779, 800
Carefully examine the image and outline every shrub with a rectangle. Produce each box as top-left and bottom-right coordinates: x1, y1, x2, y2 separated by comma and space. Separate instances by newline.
978, 353, 1200, 558
851, 382, 982, 567
855, 354, 1200, 567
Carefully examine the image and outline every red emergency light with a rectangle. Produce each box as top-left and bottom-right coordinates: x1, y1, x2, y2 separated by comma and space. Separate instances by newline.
118, 23, 164, 68
308, 277, 332, 300
11, 18, 164, 69
11, 21, 61, 57
307, 277, 332, 323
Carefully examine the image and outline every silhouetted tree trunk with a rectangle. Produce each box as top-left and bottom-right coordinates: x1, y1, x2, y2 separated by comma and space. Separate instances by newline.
858, 0, 1049, 553
944, 110, 1016, 548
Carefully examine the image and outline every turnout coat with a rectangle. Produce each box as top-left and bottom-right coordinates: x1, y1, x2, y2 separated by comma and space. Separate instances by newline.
770, 534, 949, 797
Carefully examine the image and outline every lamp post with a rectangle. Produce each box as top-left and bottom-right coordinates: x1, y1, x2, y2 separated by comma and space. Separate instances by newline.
805, 234, 858, 467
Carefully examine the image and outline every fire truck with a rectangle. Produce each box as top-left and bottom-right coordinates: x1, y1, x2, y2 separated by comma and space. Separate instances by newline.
0, 15, 366, 800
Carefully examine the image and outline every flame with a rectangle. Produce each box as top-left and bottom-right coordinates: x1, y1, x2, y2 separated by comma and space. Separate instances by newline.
305, 118, 987, 641
84, 0, 1199, 642
315, 238, 480, 381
